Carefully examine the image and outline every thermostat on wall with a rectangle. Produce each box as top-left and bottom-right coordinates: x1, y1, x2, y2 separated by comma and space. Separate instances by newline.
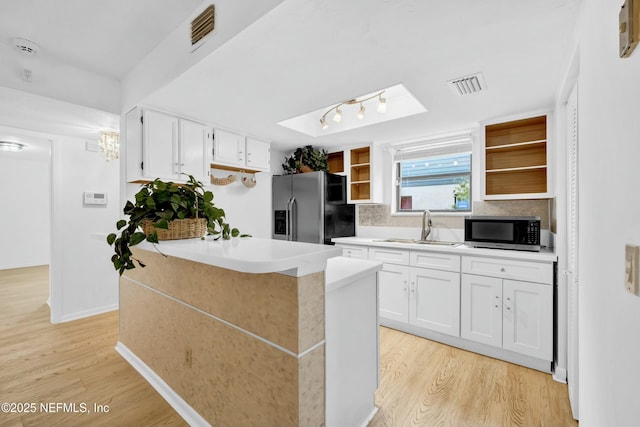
83, 192, 108, 205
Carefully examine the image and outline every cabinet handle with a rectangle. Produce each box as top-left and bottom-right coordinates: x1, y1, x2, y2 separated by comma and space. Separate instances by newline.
500, 267, 506, 272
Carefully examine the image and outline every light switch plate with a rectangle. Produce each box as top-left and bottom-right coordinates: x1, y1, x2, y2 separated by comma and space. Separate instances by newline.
625, 244, 640, 295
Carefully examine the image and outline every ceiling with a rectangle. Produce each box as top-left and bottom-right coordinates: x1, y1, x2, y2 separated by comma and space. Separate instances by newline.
0, 0, 582, 152
143, 0, 582, 150
0, 0, 202, 79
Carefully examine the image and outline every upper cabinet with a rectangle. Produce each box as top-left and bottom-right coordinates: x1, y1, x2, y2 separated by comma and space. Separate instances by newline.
213, 129, 245, 167
481, 114, 552, 199
126, 108, 212, 183
125, 107, 270, 184
328, 145, 382, 204
212, 131, 270, 172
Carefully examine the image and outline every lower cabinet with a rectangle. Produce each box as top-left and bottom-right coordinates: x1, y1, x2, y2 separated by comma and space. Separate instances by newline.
373, 247, 461, 337
334, 240, 556, 370
378, 263, 409, 323
461, 273, 553, 360
410, 267, 460, 336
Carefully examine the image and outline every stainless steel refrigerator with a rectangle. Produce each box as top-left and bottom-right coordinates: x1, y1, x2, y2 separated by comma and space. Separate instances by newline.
272, 171, 355, 244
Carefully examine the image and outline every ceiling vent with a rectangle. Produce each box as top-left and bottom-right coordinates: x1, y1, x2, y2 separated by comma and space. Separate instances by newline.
448, 73, 486, 96
13, 38, 39, 55
191, 5, 215, 46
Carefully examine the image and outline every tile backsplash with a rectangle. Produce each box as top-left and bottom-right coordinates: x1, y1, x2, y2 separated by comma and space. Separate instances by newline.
358, 199, 551, 230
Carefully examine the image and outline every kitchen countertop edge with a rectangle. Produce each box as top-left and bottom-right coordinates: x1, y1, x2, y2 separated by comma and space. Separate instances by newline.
332, 237, 558, 263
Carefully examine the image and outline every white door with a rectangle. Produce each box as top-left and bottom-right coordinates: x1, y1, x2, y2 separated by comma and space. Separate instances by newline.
378, 263, 409, 323
461, 274, 503, 347
245, 137, 270, 171
566, 82, 580, 419
213, 129, 244, 167
144, 110, 179, 180
180, 119, 212, 182
502, 280, 553, 360
410, 267, 460, 336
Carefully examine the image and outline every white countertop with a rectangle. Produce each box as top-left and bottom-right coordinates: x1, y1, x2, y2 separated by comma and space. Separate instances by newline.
332, 237, 557, 263
325, 256, 382, 293
135, 236, 342, 277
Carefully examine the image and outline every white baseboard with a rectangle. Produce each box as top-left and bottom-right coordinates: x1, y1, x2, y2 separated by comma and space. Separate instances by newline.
115, 342, 211, 427
553, 366, 568, 383
57, 303, 118, 323
359, 407, 379, 427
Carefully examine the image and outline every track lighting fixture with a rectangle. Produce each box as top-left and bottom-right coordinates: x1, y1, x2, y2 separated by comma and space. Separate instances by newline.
320, 90, 386, 129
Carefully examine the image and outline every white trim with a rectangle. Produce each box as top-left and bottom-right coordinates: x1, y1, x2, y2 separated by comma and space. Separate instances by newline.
358, 407, 379, 427
553, 366, 568, 383
115, 342, 211, 427
59, 304, 118, 323
123, 276, 315, 359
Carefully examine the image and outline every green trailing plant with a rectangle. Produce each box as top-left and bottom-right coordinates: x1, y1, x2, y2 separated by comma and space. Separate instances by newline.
107, 175, 247, 275
282, 145, 329, 174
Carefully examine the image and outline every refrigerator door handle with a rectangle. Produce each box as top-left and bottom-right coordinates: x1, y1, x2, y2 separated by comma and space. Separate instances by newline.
287, 196, 297, 241
285, 197, 292, 240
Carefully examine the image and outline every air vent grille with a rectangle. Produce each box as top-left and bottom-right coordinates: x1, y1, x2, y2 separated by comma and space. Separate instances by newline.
449, 73, 486, 95
191, 5, 215, 45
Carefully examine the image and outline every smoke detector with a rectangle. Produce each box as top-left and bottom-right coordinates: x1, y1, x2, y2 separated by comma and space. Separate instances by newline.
448, 73, 486, 96
13, 38, 40, 55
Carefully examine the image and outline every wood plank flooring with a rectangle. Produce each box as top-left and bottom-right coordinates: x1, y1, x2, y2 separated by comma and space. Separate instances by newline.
1, 266, 577, 427
369, 326, 578, 427
0, 266, 187, 427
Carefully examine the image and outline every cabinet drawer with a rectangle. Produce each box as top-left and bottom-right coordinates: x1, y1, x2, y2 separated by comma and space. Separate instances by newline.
462, 256, 553, 285
410, 251, 460, 272
369, 247, 410, 265
337, 244, 369, 259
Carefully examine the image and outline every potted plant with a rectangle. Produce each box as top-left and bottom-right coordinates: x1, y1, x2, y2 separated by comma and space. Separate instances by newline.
282, 145, 329, 174
107, 175, 246, 275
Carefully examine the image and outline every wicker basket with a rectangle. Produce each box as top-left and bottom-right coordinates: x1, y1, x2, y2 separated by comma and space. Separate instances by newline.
141, 218, 207, 241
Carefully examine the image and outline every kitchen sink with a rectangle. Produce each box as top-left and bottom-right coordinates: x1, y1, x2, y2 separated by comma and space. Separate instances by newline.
375, 238, 461, 246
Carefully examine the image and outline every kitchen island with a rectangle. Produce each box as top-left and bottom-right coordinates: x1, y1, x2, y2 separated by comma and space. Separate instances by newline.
116, 237, 381, 427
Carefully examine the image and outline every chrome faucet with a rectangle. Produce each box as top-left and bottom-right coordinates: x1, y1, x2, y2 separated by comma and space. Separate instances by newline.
421, 209, 432, 241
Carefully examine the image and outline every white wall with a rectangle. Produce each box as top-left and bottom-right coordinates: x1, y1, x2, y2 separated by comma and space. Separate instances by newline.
0, 137, 50, 269
578, 0, 640, 425
50, 137, 120, 323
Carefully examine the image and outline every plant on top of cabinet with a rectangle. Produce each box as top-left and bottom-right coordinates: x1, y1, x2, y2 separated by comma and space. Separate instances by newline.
107, 175, 248, 275
281, 145, 329, 174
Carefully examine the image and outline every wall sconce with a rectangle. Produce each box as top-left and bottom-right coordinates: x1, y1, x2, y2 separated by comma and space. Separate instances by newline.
320, 91, 386, 130
99, 131, 120, 161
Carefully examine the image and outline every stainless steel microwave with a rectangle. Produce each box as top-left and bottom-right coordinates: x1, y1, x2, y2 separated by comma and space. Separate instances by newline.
464, 216, 541, 252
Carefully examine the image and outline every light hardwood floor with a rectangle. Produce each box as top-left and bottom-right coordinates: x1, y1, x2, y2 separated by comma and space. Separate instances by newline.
369, 326, 578, 427
0, 266, 187, 427
1, 266, 577, 427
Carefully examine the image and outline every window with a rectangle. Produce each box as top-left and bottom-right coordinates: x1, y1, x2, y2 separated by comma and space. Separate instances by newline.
394, 136, 472, 213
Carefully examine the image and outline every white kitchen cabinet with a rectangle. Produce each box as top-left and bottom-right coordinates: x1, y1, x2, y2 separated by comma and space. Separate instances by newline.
179, 118, 214, 182
336, 244, 369, 259
502, 279, 553, 360
461, 273, 553, 361
371, 247, 460, 336
125, 108, 212, 183
212, 131, 271, 172
143, 109, 179, 180
246, 137, 270, 171
460, 274, 503, 347
410, 267, 460, 336
378, 263, 410, 323
213, 129, 245, 168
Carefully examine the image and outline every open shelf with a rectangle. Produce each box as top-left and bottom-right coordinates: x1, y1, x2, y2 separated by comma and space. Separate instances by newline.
328, 151, 344, 173
484, 115, 548, 197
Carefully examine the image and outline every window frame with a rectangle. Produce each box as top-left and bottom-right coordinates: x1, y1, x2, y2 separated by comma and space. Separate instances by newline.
391, 135, 473, 215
